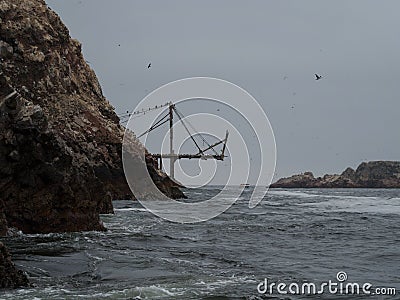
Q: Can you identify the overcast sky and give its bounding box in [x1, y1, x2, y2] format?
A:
[47, 0, 400, 182]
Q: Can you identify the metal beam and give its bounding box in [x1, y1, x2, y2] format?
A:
[153, 153, 225, 161]
[133, 102, 229, 180]
[169, 102, 175, 179]
[221, 130, 229, 157]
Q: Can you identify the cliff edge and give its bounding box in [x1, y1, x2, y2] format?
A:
[0, 0, 184, 234]
[1, 0, 185, 288]
[271, 161, 400, 188]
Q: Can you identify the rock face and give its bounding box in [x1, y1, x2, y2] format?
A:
[1, 0, 185, 288]
[0, 242, 29, 288]
[1, 0, 114, 234]
[271, 161, 400, 188]
[0, 201, 7, 236]
[0, 0, 184, 236]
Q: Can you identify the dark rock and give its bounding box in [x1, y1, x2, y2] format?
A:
[0, 0, 185, 240]
[0, 1, 186, 288]
[0, 201, 7, 236]
[0, 242, 30, 288]
[341, 167, 356, 180]
[7, 149, 20, 161]
[269, 171, 320, 188]
[271, 161, 400, 188]
[0, 40, 13, 58]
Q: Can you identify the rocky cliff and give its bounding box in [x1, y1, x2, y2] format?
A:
[271, 161, 400, 188]
[0, 0, 184, 234]
[0, 0, 185, 288]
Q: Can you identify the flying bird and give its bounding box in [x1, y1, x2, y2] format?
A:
[315, 74, 322, 80]
[147, 63, 151, 69]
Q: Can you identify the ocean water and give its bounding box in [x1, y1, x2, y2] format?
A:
[1, 188, 399, 299]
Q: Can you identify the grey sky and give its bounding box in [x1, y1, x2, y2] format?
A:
[47, 0, 400, 182]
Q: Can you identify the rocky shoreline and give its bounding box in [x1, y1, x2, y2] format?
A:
[0, 0, 185, 288]
[271, 161, 400, 188]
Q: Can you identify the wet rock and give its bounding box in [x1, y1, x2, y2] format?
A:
[0, 242, 30, 288]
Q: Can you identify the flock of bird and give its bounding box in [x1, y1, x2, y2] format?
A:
[146, 60, 323, 82]
[146, 62, 323, 83]
[144, 61, 323, 113]
[118, 55, 323, 114]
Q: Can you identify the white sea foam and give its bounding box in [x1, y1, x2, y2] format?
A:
[133, 285, 184, 298]
[84, 251, 105, 262]
[158, 256, 196, 266]
[115, 208, 149, 212]
[194, 275, 257, 292]
[299, 197, 400, 215]
[268, 190, 320, 198]
[269, 190, 396, 202]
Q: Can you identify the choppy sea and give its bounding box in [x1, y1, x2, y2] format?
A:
[1, 187, 399, 299]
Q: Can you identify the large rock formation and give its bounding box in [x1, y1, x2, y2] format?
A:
[1, 0, 185, 288]
[1, 0, 115, 234]
[0, 0, 184, 235]
[271, 161, 400, 188]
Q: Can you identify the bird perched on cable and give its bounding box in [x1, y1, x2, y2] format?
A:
[147, 63, 151, 69]
[315, 74, 322, 80]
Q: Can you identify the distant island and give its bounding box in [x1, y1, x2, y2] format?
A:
[271, 161, 400, 188]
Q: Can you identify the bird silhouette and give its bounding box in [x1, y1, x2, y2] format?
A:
[147, 63, 151, 69]
[315, 74, 322, 80]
